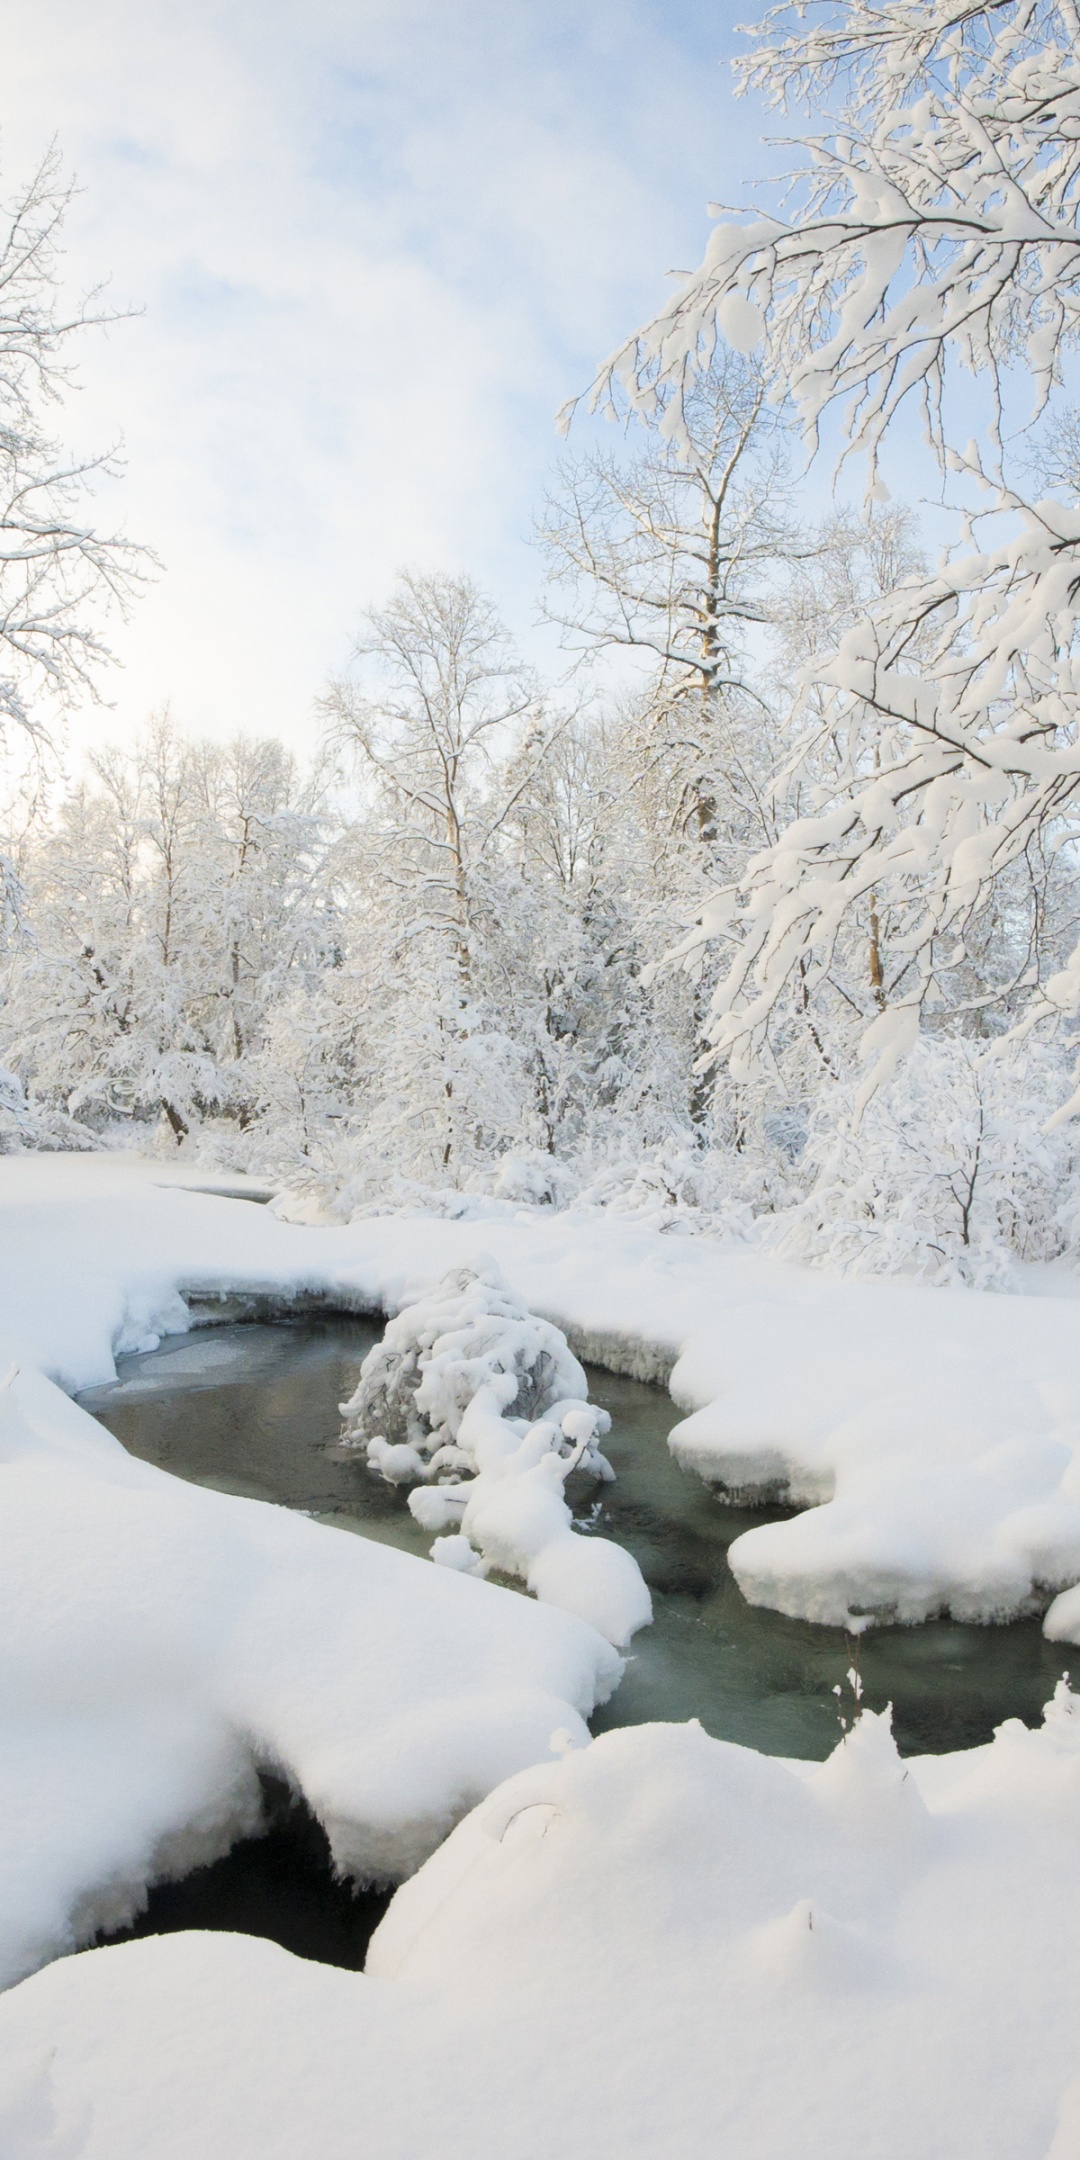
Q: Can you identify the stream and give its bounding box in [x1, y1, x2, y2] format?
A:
[77, 1312, 1070, 1965]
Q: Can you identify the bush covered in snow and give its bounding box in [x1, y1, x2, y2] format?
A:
[766, 1037, 1080, 1288]
[340, 1264, 652, 1647]
[341, 1261, 590, 1456]
[0, 1067, 99, 1158]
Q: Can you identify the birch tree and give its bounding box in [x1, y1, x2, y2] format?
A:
[543, 355, 800, 866]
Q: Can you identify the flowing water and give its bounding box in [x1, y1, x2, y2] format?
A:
[78, 1313, 1070, 1969]
[81, 1313, 1070, 1761]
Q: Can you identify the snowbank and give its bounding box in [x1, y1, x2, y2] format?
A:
[6, 1152, 1080, 2152]
[343, 1264, 652, 1645]
[4, 1151, 1080, 1636]
[3, 1694, 1080, 2158]
[0, 1350, 619, 1989]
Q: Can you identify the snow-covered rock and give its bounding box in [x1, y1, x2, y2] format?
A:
[339, 1259, 590, 1454]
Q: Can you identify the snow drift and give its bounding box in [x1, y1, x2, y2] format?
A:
[3, 1693, 1080, 2158]
[0, 1360, 620, 1991]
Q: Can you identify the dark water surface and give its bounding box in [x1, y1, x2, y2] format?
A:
[78, 1316, 1069, 1971]
[91, 1775, 392, 1969]
[81, 1315, 1070, 1762]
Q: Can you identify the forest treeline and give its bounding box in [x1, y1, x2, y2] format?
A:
[7, 4, 1080, 1285]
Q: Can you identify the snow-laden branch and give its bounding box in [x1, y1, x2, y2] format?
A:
[581, 2, 1080, 479]
[670, 480, 1080, 1087]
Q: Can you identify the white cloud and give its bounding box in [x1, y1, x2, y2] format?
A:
[2, 0, 766, 753]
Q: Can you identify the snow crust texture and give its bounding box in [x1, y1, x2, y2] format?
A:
[341, 1264, 652, 1646]
[4, 1696, 1080, 2158]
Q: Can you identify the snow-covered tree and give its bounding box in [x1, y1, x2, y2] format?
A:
[499, 713, 698, 1161]
[768, 1031, 1080, 1285]
[586, 1, 1080, 1108]
[320, 573, 563, 1175]
[0, 719, 334, 1144]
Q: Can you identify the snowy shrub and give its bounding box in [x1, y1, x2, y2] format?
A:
[492, 1151, 576, 1208]
[0, 1067, 35, 1152]
[339, 1263, 652, 1646]
[575, 1140, 719, 1218]
[767, 1037, 1080, 1287]
[573, 1129, 802, 1239]
[340, 1262, 589, 1454]
[0, 1068, 98, 1156]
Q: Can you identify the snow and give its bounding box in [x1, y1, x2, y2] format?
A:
[6, 1147, 1080, 2001]
[5, 1158, 1080, 2152]
[1, 1374, 620, 1988]
[0, 1165, 625, 1991]
[3, 1693, 1080, 2158]
[342, 1264, 651, 1646]
[4, 1153, 1080, 1642]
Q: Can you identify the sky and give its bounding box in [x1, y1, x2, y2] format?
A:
[2, 0, 779, 759]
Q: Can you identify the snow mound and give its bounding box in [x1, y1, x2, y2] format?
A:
[339, 1258, 589, 1452]
[0, 1361, 621, 1991]
[341, 1264, 652, 1647]
[666, 1285, 1080, 1628]
[1045, 1582, 1080, 1645]
[3, 1693, 1080, 2157]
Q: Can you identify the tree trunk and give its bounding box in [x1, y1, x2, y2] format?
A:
[868, 892, 886, 1011]
[163, 1100, 188, 1144]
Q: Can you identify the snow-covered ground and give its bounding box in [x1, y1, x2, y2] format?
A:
[6, 1152, 1080, 1636]
[3, 1697, 1080, 2159]
[5, 1152, 1080, 2156]
[0, 1160, 624, 1991]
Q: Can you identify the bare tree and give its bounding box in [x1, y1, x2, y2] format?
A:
[322, 573, 548, 996]
[0, 147, 152, 746]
